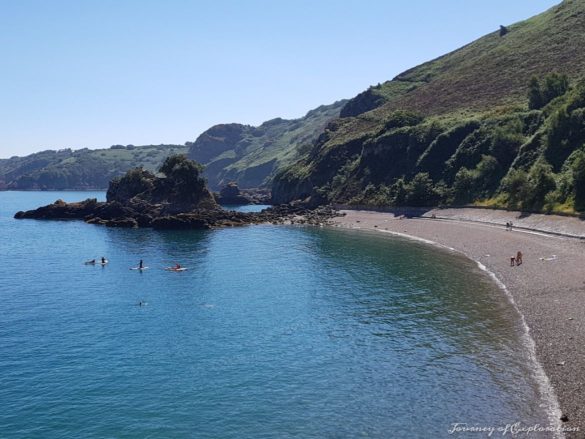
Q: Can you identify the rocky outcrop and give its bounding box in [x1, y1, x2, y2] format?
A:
[14, 154, 339, 229]
[213, 183, 272, 205]
[15, 198, 340, 230]
[216, 182, 251, 205]
[14, 198, 101, 219]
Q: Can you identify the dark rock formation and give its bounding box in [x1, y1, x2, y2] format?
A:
[15, 199, 339, 230]
[213, 183, 272, 206]
[14, 154, 339, 230]
[15, 198, 101, 220]
[216, 182, 251, 204]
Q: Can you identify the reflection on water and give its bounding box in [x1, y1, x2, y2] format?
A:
[0, 192, 550, 438]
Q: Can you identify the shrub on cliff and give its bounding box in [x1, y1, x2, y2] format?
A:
[528, 73, 569, 110]
[404, 173, 440, 207]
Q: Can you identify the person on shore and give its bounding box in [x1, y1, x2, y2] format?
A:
[139, 259, 144, 269]
[505, 222, 510, 231]
[516, 251, 523, 266]
[510, 256, 516, 267]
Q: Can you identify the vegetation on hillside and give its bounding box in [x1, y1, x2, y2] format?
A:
[273, 0, 585, 214]
[336, 0, 585, 119]
[275, 74, 585, 213]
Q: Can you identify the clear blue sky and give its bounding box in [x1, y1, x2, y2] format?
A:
[0, 0, 559, 158]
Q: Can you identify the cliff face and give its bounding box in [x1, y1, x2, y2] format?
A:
[187, 101, 346, 190]
[272, 0, 585, 214]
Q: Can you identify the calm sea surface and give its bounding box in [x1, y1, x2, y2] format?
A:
[0, 192, 551, 438]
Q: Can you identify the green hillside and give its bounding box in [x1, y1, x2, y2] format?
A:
[273, 0, 585, 214]
[0, 144, 187, 190]
[187, 101, 346, 189]
[342, 0, 585, 118]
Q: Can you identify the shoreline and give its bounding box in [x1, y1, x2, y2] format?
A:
[331, 209, 585, 438]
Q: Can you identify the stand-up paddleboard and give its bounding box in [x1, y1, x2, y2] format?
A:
[100, 260, 109, 265]
[130, 267, 149, 270]
[84, 260, 96, 265]
[164, 267, 188, 272]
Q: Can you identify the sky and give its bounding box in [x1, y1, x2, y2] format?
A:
[0, 0, 560, 158]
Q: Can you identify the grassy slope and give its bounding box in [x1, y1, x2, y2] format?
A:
[358, 0, 585, 118]
[188, 100, 346, 189]
[273, 0, 585, 212]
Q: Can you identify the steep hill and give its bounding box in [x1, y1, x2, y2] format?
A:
[187, 101, 346, 189]
[0, 144, 187, 190]
[273, 0, 585, 214]
[341, 0, 585, 118]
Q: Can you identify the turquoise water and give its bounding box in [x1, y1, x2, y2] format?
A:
[0, 192, 550, 438]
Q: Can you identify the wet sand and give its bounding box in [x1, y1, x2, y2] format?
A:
[332, 209, 585, 438]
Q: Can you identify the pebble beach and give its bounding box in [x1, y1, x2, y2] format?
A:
[332, 209, 585, 438]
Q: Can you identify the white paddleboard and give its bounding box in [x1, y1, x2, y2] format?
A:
[130, 267, 149, 270]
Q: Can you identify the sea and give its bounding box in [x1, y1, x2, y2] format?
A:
[0, 191, 553, 438]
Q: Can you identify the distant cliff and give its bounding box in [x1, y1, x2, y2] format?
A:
[187, 101, 346, 190]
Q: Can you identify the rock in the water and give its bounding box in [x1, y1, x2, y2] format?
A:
[14, 198, 102, 220]
[14, 156, 341, 230]
[216, 182, 254, 205]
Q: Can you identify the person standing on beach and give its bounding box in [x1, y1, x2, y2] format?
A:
[510, 256, 516, 266]
[516, 251, 523, 265]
